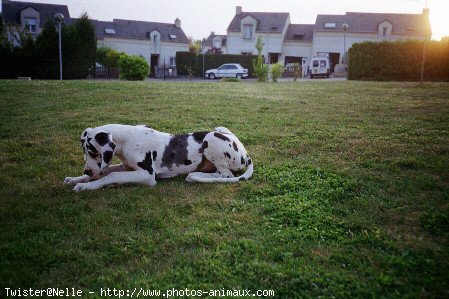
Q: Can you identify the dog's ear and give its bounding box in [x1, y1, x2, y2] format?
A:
[80, 128, 93, 161]
[93, 131, 116, 170]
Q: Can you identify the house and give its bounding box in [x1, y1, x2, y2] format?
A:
[1, 0, 70, 45]
[312, 11, 431, 70]
[222, 6, 431, 75]
[202, 31, 227, 53]
[93, 18, 189, 72]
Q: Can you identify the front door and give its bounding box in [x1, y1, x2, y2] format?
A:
[269, 53, 279, 64]
[150, 55, 159, 77]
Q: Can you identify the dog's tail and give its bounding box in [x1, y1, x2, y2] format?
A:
[189, 156, 253, 183]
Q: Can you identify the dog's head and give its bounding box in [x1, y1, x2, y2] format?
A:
[80, 128, 116, 178]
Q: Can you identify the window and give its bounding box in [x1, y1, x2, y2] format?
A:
[169, 34, 178, 39]
[214, 40, 221, 48]
[320, 60, 327, 68]
[270, 26, 278, 31]
[228, 65, 237, 70]
[313, 60, 319, 67]
[153, 35, 158, 43]
[218, 65, 228, 70]
[293, 34, 304, 40]
[383, 27, 387, 36]
[169, 57, 176, 66]
[105, 28, 116, 34]
[243, 24, 253, 39]
[324, 23, 336, 29]
[24, 17, 37, 33]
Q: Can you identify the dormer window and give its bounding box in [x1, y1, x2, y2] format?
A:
[169, 34, 178, 39]
[243, 24, 253, 39]
[270, 26, 278, 31]
[324, 23, 336, 29]
[293, 34, 304, 40]
[105, 28, 116, 34]
[24, 17, 37, 33]
[383, 27, 387, 36]
[154, 35, 158, 42]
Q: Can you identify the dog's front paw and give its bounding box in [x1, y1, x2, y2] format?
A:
[185, 173, 196, 183]
[64, 177, 77, 185]
[73, 182, 96, 192]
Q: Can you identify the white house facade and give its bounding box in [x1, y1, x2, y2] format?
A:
[221, 6, 431, 74]
[94, 18, 189, 72]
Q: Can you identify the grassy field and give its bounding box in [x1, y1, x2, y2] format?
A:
[0, 80, 448, 297]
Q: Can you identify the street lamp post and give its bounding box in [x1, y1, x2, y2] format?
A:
[55, 13, 64, 80]
[341, 23, 349, 64]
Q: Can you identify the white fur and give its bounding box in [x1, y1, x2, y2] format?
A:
[64, 124, 253, 192]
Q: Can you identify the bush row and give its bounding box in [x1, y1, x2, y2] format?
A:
[176, 52, 257, 77]
[0, 14, 96, 79]
[348, 40, 449, 81]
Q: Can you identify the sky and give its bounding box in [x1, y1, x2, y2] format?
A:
[10, 0, 449, 40]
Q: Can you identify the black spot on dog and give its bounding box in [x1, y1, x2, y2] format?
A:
[192, 131, 209, 143]
[83, 131, 88, 137]
[137, 151, 153, 175]
[239, 177, 245, 181]
[161, 134, 189, 169]
[84, 169, 93, 177]
[214, 132, 230, 142]
[241, 157, 245, 165]
[247, 158, 252, 165]
[145, 125, 152, 129]
[199, 140, 208, 153]
[89, 151, 99, 159]
[232, 142, 238, 152]
[184, 159, 192, 165]
[87, 143, 98, 153]
[152, 151, 157, 161]
[95, 132, 110, 146]
[80, 139, 84, 146]
[224, 152, 231, 159]
[103, 150, 113, 164]
[109, 142, 116, 150]
[97, 162, 102, 168]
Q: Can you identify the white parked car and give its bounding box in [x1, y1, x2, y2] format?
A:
[205, 64, 249, 79]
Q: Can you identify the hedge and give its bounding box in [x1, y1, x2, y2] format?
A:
[348, 40, 449, 81]
[176, 52, 257, 77]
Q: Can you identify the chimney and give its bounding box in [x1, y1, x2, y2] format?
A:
[211, 31, 215, 36]
[174, 18, 181, 28]
[422, 8, 432, 37]
[236, 6, 242, 15]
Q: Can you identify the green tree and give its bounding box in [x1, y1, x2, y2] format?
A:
[188, 36, 201, 53]
[252, 36, 268, 82]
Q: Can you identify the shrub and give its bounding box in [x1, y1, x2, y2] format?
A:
[103, 49, 122, 68]
[348, 40, 449, 81]
[271, 63, 284, 82]
[118, 54, 149, 81]
[293, 63, 301, 81]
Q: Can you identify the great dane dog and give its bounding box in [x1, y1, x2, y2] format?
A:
[64, 124, 253, 192]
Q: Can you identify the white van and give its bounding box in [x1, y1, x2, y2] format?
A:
[309, 57, 330, 79]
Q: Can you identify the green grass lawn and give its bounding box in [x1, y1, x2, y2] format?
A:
[0, 80, 448, 297]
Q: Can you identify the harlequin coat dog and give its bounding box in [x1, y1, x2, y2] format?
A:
[64, 124, 253, 192]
